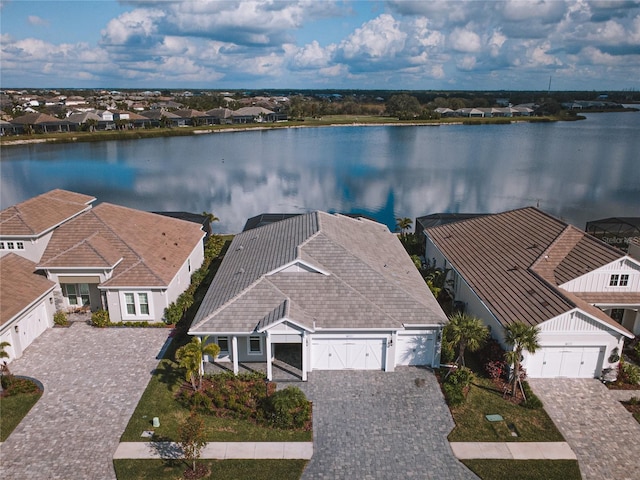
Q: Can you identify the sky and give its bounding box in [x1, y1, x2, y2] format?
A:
[1, 0, 640, 91]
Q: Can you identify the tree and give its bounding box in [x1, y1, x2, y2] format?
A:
[386, 94, 422, 119]
[175, 336, 220, 390]
[0, 341, 11, 393]
[444, 312, 489, 367]
[396, 217, 413, 238]
[503, 322, 540, 398]
[178, 410, 207, 474]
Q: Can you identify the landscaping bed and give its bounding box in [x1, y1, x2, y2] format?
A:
[0, 375, 43, 441]
[462, 459, 581, 480]
[621, 397, 640, 423]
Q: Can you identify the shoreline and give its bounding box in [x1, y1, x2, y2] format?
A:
[0, 114, 589, 147]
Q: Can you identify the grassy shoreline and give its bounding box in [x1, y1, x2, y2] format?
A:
[0, 114, 583, 147]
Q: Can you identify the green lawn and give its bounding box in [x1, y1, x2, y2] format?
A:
[447, 376, 564, 442]
[0, 387, 42, 441]
[113, 459, 307, 480]
[121, 359, 311, 442]
[462, 459, 581, 480]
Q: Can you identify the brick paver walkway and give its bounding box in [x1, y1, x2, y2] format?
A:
[0, 323, 168, 480]
[529, 378, 640, 480]
[297, 368, 477, 480]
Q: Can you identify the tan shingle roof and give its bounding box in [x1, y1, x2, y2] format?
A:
[0, 189, 95, 236]
[190, 212, 446, 334]
[0, 254, 55, 325]
[39, 203, 204, 287]
[427, 207, 632, 335]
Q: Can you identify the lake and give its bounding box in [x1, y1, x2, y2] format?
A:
[1, 112, 639, 233]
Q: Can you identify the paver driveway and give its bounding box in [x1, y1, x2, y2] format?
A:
[0, 322, 168, 480]
[296, 368, 477, 480]
[529, 378, 640, 480]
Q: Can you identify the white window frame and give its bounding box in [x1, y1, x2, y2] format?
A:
[247, 335, 263, 355]
[609, 273, 629, 287]
[0, 242, 4, 249]
[120, 291, 153, 320]
[6, 241, 14, 250]
[16, 241, 24, 250]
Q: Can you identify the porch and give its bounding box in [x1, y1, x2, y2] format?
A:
[204, 359, 303, 382]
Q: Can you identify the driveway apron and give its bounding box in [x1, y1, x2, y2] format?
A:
[529, 378, 640, 480]
[0, 323, 168, 480]
[297, 368, 477, 480]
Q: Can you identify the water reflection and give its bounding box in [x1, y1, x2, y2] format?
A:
[1, 113, 639, 233]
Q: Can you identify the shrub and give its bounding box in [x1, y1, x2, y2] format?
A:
[521, 381, 543, 409]
[91, 310, 110, 327]
[53, 311, 69, 327]
[485, 360, 506, 381]
[442, 383, 466, 407]
[619, 361, 640, 385]
[446, 366, 475, 388]
[634, 342, 640, 359]
[163, 302, 183, 325]
[261, 386, 311, 429]
[440, 340, 455, 365]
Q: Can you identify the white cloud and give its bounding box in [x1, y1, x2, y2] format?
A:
[101, 8, 164, 45]
[339, 14, 407, 59]
[458, 55, 477, 71]
[27, 15, 48, 26]
[449, 27, 482, 53]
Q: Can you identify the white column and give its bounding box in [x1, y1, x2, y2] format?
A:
[266, 332, 273, 381]
[232, 335, 239, 376]
[301, 332, 308, 381]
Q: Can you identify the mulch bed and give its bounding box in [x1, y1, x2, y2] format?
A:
[183, 463, 211, 480]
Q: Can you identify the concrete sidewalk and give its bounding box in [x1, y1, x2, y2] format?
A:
[450, 442, 576, 460]
[114, 442, 313, 460]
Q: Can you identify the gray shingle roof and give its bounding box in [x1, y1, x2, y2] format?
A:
[190, 212, 446, 335]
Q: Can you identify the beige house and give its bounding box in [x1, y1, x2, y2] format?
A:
[0, 190, 206, 361]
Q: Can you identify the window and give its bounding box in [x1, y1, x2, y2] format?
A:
[217, 336, 229, 353]
[64, 283, 90, 306]
[138, 293, 149, 315]
[248, 335, 262, 355]
[16, 242, 24, 250]
[610, 274, 630, 287]
[122, 292, 152, 318]
[125, 293, 136, 314]
[188, 259, 191, 272]
[6, 242, 14, 250]
[0, 242, 4, 249]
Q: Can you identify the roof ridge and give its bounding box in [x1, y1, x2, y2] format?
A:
[530, 225, 584, 283]
[2, 208, 35, 235]
[107, 258, 166, 286]
[39, 228, 101, 266]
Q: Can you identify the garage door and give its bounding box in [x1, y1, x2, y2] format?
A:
[526, 346, 605, 378]
[312, 339, 385, 370]
[396, 333, 435, 366]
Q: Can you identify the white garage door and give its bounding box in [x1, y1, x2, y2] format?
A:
[396, 333, 435, 366]
[312, 339, 385, 370]
[526, 346, 605, 378]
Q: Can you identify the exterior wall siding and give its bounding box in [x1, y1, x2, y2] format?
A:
[0, 232, 53, 263]
[561, 258, 640, 292]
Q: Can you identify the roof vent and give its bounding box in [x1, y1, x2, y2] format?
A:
[526, 243, 538, 250]
[236, 268, 245, 274]
[236, 245, 244, 251]
[507, 266, 519, 272]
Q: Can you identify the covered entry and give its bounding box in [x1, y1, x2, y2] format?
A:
[311, 338, 385, 370]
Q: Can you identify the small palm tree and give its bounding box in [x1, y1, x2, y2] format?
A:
[504, 322, 540, 398]
[0, 341, 11, 393]
[444, 312, 489, 367]
[396, 217, 413, 238]
[176, 336, 220, 390]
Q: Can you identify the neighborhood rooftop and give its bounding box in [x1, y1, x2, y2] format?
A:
[426, 207, 634, 335]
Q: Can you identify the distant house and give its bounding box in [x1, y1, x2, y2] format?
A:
[0, 254, 56, 362]
[424, 207, 637, 379]
[66, 111, 102, 131]
[206, 108, 234, 124]
[10, 112, 73, 133]
[189, 212, 447, 381]
[0, 190, 206, 362]
[140, 110, 182, 127]
[172, 109, 213, 126]
[232, 106, 276, 123]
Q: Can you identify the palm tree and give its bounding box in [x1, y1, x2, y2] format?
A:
[0, 341, 11, 393]
[504, 322, 540, 398]
[395, 217, 413, 238]
[175, 336, 220, 390]
[444, 312, 489, 367]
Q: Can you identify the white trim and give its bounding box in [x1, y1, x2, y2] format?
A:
[256, 316, 314, 333]
[118, 290, 154, 320]
[542, 307, 634, 339]
[265, 259, 330, 277]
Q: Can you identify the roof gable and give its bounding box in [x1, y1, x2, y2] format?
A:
[0, 254, 55, 325]
[0, 189, 95, 237]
